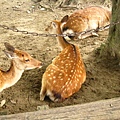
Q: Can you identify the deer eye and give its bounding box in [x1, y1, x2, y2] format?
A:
[25, 59, 30, 62]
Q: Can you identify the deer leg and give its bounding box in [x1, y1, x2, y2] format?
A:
[78, 31, 99, 39]
[40, 86, 46, 101]
[91, 32, 99, 37]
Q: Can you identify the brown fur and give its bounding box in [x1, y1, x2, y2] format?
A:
[0, 43, 42, 92]
[61, 6, 111, 40]
[40, 20, 86, 102]
[46, 6, 111, 40]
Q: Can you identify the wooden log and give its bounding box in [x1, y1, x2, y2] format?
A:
[0, 97, 120, 120]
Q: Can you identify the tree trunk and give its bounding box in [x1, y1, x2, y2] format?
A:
[100, 0, 120, 62]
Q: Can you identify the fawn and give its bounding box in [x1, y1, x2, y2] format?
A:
[0, 42, 42, 92]
[46, 6, 111, 40]
[40, 16, 86, 102]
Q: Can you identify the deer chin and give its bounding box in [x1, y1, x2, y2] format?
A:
[24, 66, 40, 70]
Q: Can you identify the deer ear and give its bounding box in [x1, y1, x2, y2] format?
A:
[4, 42, 15, 52]
[61, 15, 69, 23]
[3, 50, 17, 59]
[51, 21, 57, 29]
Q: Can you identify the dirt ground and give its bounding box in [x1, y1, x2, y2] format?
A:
[0, 0, 120, 115]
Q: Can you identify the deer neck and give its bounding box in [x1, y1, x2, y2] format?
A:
[56, 24, 70, 50]
[1, 61, 24, 90]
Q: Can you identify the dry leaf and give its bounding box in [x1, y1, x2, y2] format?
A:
[0, 99, 6, 107]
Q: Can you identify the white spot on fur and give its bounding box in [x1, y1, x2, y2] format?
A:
[53, 80, 56, 84]
[68, 78, 70, 80]
[79, 74, 81, 77]
[48, 74, 51, 76]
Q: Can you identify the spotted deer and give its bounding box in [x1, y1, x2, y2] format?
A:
[40, 17, 86, 102]
[46, 6, 111, 40]
[0, 42, 42, 92]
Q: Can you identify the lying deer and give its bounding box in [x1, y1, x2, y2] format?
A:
[0, 42, 42, 92]
[46, 6, 111, 40]
[40, 16, 86, 102]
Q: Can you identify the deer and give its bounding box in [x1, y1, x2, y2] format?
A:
[0, 42, 42, 93]
[46, 6, 111, 40]
[40, 16, 86, 102]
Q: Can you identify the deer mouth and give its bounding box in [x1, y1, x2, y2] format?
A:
[38, 62, 43, 68]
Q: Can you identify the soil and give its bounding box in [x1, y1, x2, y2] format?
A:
[0, 0, 120, 115]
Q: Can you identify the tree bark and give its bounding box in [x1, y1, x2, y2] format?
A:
[100, 0, 120, 62]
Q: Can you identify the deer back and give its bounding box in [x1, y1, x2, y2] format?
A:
[42, 44, 86, 101]
[61, 6, 111, 39]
